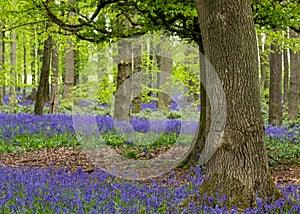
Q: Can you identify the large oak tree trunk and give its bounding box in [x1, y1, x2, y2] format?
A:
[269, 40, 283, 126]
[193, 0, 278, 208]
[34, 35, 52, 115]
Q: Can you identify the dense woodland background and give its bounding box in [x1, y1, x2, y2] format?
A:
[0, 0, 298, 125]
[0, 0, 300, 212]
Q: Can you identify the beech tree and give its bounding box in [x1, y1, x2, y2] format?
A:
[269, 40, 283, 126]
[288, 30, 299, 120]
[34, 31, 52, 115]
[193, 0, 278, 208]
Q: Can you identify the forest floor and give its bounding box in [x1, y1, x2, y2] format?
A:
[0, 146, 299, 186]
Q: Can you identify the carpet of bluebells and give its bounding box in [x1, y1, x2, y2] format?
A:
[0, 165, 299, 213]
[0, 92, 300, 213]
[0, 113, 299, 213]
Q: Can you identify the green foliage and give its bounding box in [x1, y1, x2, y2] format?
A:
[252, 0, 300, 31]
[267, 137, 300, 166]
[0, 133, 78, 154]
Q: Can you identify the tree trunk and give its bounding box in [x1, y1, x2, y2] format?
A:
[0, 29, 5, 106]
[288, 30, 299, 121]
[31, 28, 37, 100]
[74, 49, 79, 86]
[259, 35, 269, 98]
[50, 41, 59, 114]
[269, 41, 282, 126]
[62, 38, 74, 99]
[9, 32, 16, 107]
[283, 49, 289, 104]
[113, 39, 132, 122]
[156, 42, 172, 110]
[193, 0, 278, 209]
[132, 40, 142, 114]
[23, 46, 27, 98]
[34, 35, 52, 115]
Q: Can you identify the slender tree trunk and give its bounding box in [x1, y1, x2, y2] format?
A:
[283, 49, 289, 105]
[9, 32, 16, 107]
[0, 28, 4, 106]
[193, 0, 278, 208]
[269, 41, 283, 126]
[259, 35, 269, 98]
[34, 35, 52, 115]
[132, 40, 142, 114]
[74, 49, 79, 86]
[31, 28, 37, 100]
[62, 0, 75, 98]
[114, 39, 132, 122]
[50, 41, 59, 114]
[156, 42, 172, 110]
[288, 30, 299, 120]
[23, 46, 27, 98]
[62, 38, 74, 99]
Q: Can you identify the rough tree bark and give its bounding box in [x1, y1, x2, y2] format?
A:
[288, 30, 299, 121]
[269, 41, 282, 126]
[193, 0, 279, 209]
[34, 35, 52, 115]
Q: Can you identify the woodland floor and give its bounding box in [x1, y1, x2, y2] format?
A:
[0, 146, 299, 186]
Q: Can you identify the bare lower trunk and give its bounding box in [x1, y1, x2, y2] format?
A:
[23, 46, 27, 98]
[193, 0, 279, 209]
[283, 49, 289, 104]
[269, 41, 282, 126]
[9, 32, 16, 107]
[131, 41, 142, 114]
[62, 38, 74, 99]
[259, 36, 269, 98]
[0, 29, 4, 106]
[288, 30, 299, 120]
[31, 30, 37, 100]
[114, 39, 131, 122]
[50, 42, 59, 114]
[156, 42, 172, 110]
[34, 35, 52, 115]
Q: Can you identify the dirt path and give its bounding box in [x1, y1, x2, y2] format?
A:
[0, 147, 299, 185]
